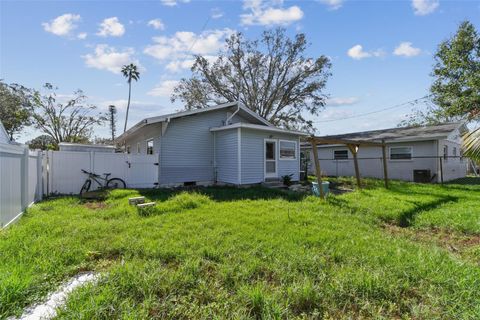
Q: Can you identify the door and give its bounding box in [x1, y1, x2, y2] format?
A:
[264, 140, 277, 179]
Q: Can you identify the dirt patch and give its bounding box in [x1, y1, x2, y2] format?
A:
[382, 224, 480, 260]
[83, 202, 107, 210]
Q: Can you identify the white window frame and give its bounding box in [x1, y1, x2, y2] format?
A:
[333, 149, 349, 161]
[389, 146, 412, 161]
[137, 142, 140, 154]
[146, 138, 154, 155]
[279, 139, 297, 161]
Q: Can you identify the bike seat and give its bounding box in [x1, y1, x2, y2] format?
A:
[103, 173, 111, 176]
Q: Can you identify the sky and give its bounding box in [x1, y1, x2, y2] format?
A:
[1, 0, 479, 142]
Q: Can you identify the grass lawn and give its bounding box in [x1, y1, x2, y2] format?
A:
[1, 179, 480, 319]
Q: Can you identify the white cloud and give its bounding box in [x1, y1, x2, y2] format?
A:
[160, 0, 190, 6]
[77, 32, 87, 40]
[148, 19, 165, 30]
[42, 13, 81, 36]
[83, 44, 139, 74]
[211, 8, 224, 19]
[97, 17, 125, 37]
[165, 55, 217, 72]
[393, 42, 421, 57]
[347, 44, 384, 60]
[326, 97, 360, 106]
[318, 0, 343, 10]
[412, 0, 439, 15]
[148, 80, 180, 97]
[144, 28, 233, 61]
[241, 0, 304, 26]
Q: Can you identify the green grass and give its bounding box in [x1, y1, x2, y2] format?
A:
[1, 181, 479, 319]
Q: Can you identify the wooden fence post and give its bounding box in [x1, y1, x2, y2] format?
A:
[381, 140, 389, 189]
[439, 156, 444, 185]
[310, 138, 324, 198]
[348, 144, 361, 189]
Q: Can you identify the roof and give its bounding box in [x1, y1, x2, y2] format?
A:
[303, 122, 465, 146]
[117, 102, 273, 141]
[58, 142, 115, 149]
[210, 122, 308, 136]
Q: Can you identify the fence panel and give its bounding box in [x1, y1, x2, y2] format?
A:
[49, 151, 92, 195]
[127, 154, 159, 188]
[92, 153, 128, 189]
[0, 144, 25, 227]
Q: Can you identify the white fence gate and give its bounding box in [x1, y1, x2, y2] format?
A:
[46, 151, 159, 195]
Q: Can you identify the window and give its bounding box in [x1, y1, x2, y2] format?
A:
[453, 147, 457, 157]
[146, 139, 154, 155]
[334, 150, 348, 160]
[279, 140, 296, 159]
[137, 143, 140, 154]
[390, 146, 412, 160]
[126, 145, 131, 154]
[443, 145, 448, 161]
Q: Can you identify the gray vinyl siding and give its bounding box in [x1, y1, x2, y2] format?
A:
[124, 122, 162, 155]
[241, 128, 300, 184]
[215, 129, 239, 184]
[159, 110, 227, 184]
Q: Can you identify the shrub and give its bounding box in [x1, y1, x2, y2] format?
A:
[282, 174, 294, 186]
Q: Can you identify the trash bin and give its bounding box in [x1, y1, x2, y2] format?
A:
[312, 181, 330, 197]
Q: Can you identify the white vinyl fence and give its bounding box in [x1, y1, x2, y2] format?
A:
[0, 143, 43, 228]
[46, 151, 159, 194]
[1, 147, 159, 228]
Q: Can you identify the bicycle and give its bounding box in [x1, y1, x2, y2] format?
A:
[80, 169, 126, 194]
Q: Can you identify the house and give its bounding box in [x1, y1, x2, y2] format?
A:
[58, 142, 116, 153]
[302, 122, 468, 182]
[0, 120, 11, 144]
[116, 102, 306, 186]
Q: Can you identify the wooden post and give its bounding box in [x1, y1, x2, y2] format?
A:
[439, 156, 444, 185]
[381, 140, 389, 189]
[310, 138, 324, 198]
[348, 144, 361, 189]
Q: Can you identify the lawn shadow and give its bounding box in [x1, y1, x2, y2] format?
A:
[397, 195, 458, 228]
[138, 185, 306, 203]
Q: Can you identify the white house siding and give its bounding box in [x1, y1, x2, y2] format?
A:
[159, 110, 228, 184]
[214, 129, 239, 184]
[438, 139, 467, 181]
[241, 128, 300, 184]
[308, 140, 442, 182]
[124, 122, 162, 155]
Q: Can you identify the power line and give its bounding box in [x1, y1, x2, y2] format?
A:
[314, 95, 432, 123]
[187, 16, 211, 53]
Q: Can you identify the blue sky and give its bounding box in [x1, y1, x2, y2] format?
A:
[1, 0, 479, 142]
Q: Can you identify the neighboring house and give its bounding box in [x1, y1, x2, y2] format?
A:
[0, 120, 11, 144]
[58, 142, 115, 153]
[117, 102, 306, 186]
[302, 122, 468, 182]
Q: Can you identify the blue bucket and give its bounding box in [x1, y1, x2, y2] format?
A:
[312, 181, 330, 197]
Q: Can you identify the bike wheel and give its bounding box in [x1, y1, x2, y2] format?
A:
[106, 178, 126, 189]
[80, 179, 91, 195]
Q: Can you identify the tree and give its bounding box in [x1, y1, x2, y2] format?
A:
[399, 21, 480, 127]
[26, 135, 56, 150]
[108, 105, 117, 141]
[121, 64, 140, 133]
[0, 81, 34, 140]
[172, 28, 331, 130]
[31, 83, 105, 146]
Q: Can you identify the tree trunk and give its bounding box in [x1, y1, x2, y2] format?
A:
[123, 81, 132, 133]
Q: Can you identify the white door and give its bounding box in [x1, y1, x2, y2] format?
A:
[126, 154, 159, 188]
[264, 140, 277, 179]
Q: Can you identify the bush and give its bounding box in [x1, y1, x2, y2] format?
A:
[282, 174, 294, 186]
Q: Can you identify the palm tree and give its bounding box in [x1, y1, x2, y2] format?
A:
[121, 64, 140, 133]
[463, 128, 480, 160]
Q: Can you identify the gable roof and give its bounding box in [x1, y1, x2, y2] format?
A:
[307, 122, 465, 144]
[117, 102, 273, 141]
